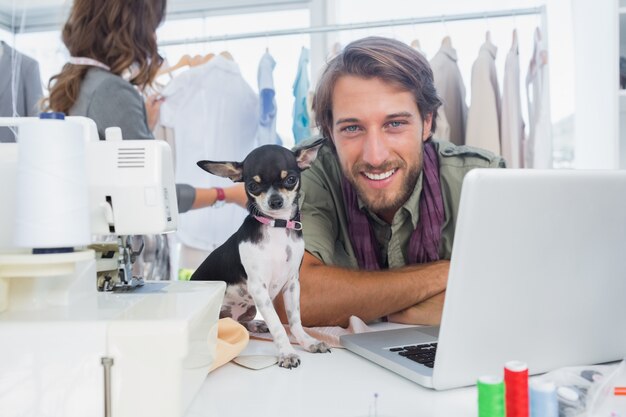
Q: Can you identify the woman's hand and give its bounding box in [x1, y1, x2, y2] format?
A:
[146, 94, 165, 131]
[191, 184, 248, 210]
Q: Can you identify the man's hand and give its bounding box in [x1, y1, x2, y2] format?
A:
[387, 291, 446, 326]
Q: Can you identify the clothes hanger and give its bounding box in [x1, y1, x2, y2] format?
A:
[325, 42, 342, 60]
[157, 53, 191, 76]
[439, 15, 451, 49]
[441, 35, 452, 49]
[332, 42, 342, 56]
[410, 39, 426, 57]
[483, 13, 493, 45]
[219, 50, 234, 61]
[511, 29, 518, 51]
[485, 30, 493, 46]
[189, 54, 206, 67]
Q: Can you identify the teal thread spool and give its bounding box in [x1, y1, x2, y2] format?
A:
[478, 376, 506, 417]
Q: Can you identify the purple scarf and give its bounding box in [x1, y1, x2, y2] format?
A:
[341, 140, 444, 270]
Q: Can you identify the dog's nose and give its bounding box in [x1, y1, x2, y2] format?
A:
[269, 195, 283, 209]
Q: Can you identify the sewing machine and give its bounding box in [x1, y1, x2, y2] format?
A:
[0, 116, 226, 417]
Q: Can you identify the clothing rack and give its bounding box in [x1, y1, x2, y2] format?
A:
[158, 6, 543, 47]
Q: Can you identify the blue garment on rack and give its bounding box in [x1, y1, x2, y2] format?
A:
[257, 50, 281, 146]
[292, 47, 311, 144]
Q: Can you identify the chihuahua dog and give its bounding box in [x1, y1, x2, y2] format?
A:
[191, 139, 329, 368]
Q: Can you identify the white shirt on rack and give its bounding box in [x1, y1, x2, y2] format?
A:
[501, 30, 525, 168]
[525, 27, 552, 169]
[466, 38, 502, 156]
[160, 55, 259, 257]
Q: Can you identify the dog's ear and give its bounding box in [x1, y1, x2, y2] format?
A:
[294, 138, 325, 170]
[197, 161, 244, 182]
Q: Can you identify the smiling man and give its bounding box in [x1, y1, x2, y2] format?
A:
[292, 37, 505, 327]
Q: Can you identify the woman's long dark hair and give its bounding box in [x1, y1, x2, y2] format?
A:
[45, 0, 166, 113]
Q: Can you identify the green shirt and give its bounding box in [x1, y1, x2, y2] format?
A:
[300, 139, 506, 269]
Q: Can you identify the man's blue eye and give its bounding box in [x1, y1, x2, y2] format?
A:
[344, 125, 358, 132]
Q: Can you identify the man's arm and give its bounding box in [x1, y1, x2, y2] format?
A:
[276, 251, 449, 327]
[387, 291, 446, 326]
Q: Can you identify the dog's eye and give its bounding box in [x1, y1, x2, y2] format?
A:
[284, 175, 297, 187]
[247, 182, 261, 194]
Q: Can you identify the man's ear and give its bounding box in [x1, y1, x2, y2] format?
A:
[197, 160, 244, 182]
[294, 138, 325, 170]
[422, 113, 433, 141]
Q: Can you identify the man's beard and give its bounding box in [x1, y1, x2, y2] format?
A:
[344, 149, 423, 216]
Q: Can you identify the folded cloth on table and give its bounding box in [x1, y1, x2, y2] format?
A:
[249, 315, 399, 348]
[210, 317, 250, 371]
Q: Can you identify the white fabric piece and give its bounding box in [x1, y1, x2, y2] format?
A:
[257, 50, 280, 146]
[430, 42, 468, 146]
[501, 31, 525, 168]
[233, 355, 278, 370]
[160, 55, 258, 255]
[466, 40, 502, 156]
[525, 28, 553, 169]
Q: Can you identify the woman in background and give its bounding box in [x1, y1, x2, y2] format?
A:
[45, 0, 246, 212]
[44, 0, 246, 280]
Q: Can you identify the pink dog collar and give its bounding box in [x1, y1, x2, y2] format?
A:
[254, 215, 302, 231]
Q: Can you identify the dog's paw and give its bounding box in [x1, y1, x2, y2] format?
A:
[242, 320, 269, 333]
[307, 341, 331, 353]
[277, 353, 301, 369]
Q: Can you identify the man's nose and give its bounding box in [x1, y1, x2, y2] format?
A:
[361, 131, 390, 167]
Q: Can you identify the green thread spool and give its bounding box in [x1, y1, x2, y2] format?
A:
[478, 375, 505, 417]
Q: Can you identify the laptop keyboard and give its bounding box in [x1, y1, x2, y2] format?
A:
[389, 342, 437, 368]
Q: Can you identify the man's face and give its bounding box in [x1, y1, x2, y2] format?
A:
[331, 75, 432, 223]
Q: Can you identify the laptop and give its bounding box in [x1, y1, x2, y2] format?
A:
[340, 169, 626, 390]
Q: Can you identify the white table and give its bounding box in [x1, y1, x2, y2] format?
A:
[186, 339, 478, 417]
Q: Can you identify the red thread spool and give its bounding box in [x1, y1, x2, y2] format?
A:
[505, 360, 529, 417]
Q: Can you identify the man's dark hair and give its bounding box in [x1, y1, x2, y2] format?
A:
[313, 36, 441, 141]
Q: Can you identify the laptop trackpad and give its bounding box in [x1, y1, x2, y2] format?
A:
[342, 326, 440, 350]
[412, 326, 439, 338]
[385, 326, 440, 348]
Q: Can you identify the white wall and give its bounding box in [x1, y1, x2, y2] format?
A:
[571, 0, 619, 169]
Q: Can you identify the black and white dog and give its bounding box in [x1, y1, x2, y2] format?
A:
[191, 140, 329, 368]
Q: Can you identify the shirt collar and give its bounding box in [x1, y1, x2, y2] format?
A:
[481, 41, 498, 59]
[438, 45, 458, 62]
